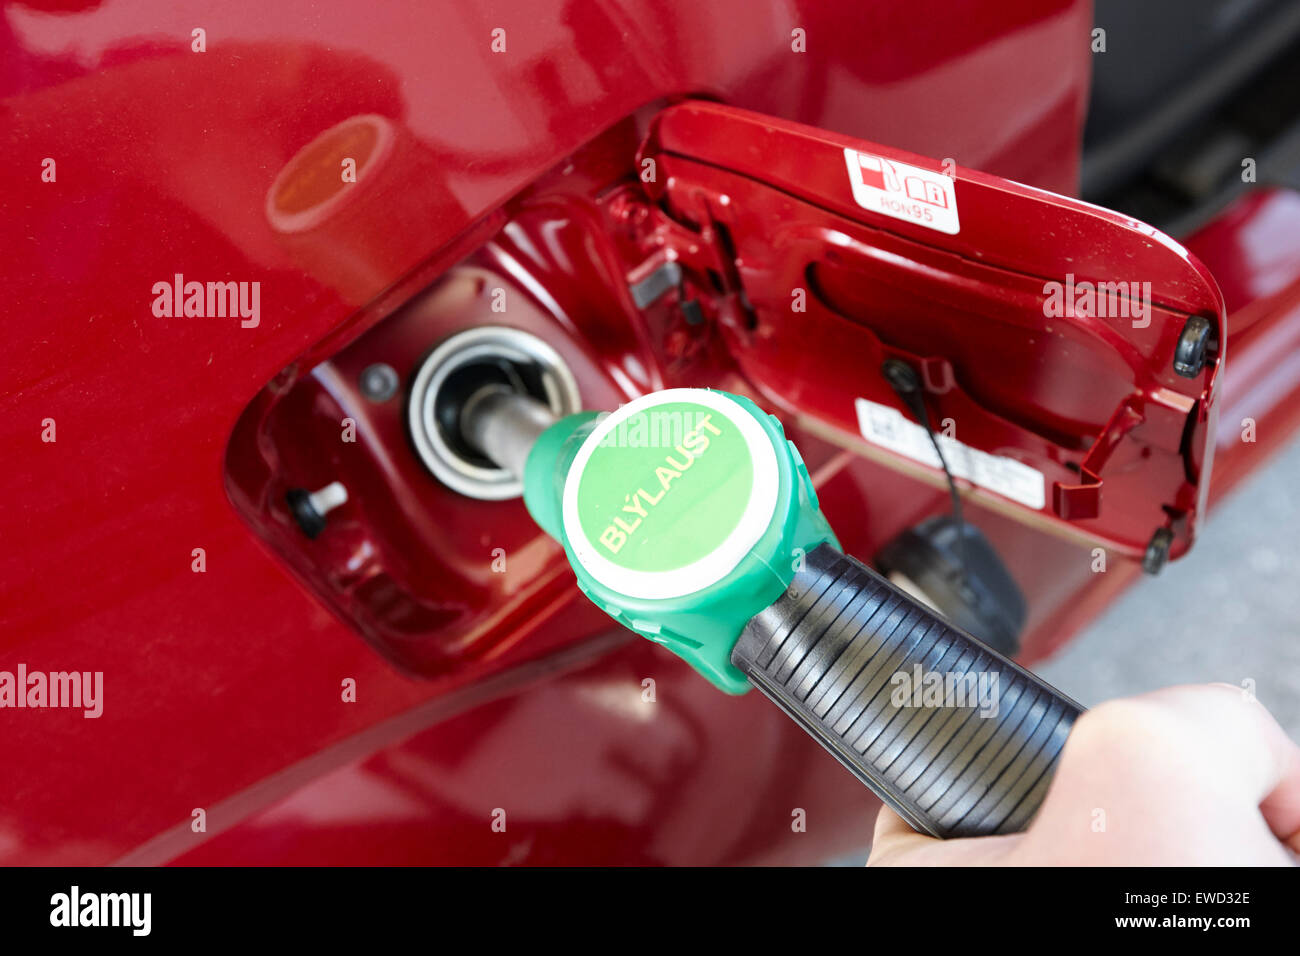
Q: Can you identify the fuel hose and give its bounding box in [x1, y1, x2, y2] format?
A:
[463, 385, 1083, 838]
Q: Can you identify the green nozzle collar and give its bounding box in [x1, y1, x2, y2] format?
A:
[523, 389, 837, 694]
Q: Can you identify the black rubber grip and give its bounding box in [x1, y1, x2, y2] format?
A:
[732, 543, 1082, 838]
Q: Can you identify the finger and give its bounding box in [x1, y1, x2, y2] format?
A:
[1139, 684, 1300, 844]
[1024, 684, 1300, 864]
[1257, 747, 1300, 853]
[867, 804, 1021, 866]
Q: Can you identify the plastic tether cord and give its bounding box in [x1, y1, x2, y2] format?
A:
[882, 358, 969, 578]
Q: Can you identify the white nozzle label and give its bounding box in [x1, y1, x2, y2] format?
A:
[562, 389, 779, 601]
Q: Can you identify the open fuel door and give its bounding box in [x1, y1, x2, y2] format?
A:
[637, 101, 1225, 566]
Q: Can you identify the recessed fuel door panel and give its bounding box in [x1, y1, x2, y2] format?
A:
[639, 101, 1225, 561]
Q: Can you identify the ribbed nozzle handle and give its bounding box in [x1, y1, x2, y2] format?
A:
[733, 544, 1082, 838]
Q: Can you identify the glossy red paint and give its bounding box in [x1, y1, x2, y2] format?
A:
[3, 0, 1294, 868]
[1184, 189, 1300, 499]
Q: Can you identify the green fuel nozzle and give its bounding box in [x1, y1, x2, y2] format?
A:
[518, 388, 837, 694]
[462, 385, 1081, 838]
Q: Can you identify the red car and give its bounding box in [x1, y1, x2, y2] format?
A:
[3, 0, 1300, 867]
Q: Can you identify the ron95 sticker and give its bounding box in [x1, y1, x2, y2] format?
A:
[843, 148, 960, 235]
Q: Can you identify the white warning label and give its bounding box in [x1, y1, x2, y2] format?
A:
[843, 148, 960, 235]
[854, 397, 1045, 509]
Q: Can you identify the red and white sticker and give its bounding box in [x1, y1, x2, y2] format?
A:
[843, 148, 960, 235]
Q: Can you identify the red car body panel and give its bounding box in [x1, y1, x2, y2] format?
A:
[3, 0, 1299, 866]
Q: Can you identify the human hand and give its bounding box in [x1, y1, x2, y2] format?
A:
[867, 684, 1300, 865]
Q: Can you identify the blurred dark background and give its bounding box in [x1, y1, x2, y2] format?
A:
[1083, 0, 1300, 236]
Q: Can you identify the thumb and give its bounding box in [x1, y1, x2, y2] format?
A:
[867, 805, 1021, 866]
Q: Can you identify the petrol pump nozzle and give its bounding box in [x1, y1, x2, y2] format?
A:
[461, 386, 1082, 839]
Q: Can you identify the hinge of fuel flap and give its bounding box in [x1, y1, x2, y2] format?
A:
[602, 183, 754, 341]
